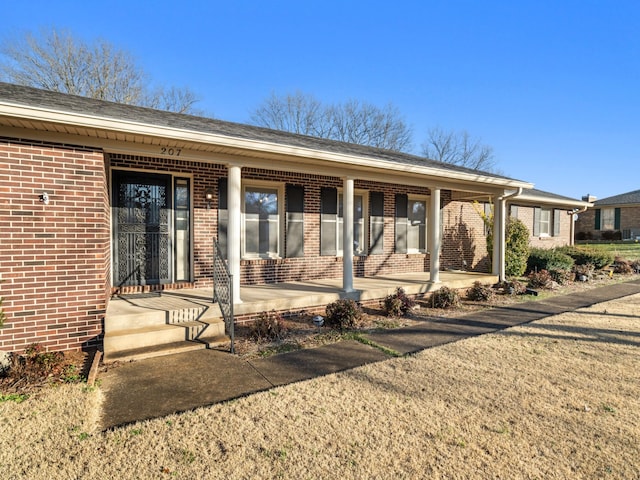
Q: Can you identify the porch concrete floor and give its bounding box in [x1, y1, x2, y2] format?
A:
[107, 270, 498, 319]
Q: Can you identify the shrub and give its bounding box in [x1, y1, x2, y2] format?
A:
[527, 248, 574, 274]
[498, 279, 527, 295]
[250, 311, 288, 341]
[429, 286, 460, 309]
[527, 269, 553, 289]
[505, 218, 530, 277]
[466, 281, 495, 302]
[325, 299, 364, 330]
[382, 287, 416, 317]
[631, 260, 640, 274]
[549, 268, 573, 285]
[601, 230, 622, 241]
[613, 258, 633, 275]
[5, 343, 64, 382]
[557, 246, 614, 270]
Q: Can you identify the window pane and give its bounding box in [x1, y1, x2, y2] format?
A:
[245, 188, 279, 255]
[338, 193, 365, 254]
[407, 199, 426, 251]
[601, 208, 615, 230]
[540, 209, 551, 235]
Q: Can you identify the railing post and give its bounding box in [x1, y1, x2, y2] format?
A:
[213, 237, 234, 353]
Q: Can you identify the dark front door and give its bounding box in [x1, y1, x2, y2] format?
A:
[113, 171, 172, 286]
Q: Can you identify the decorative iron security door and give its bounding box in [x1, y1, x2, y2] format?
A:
[113, 172, 172, 286]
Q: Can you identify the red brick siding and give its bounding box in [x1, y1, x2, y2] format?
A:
[0, 139, 109, 353]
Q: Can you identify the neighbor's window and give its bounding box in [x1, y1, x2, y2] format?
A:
[600, 208, 615, 230]
[243, 185, 282, 257]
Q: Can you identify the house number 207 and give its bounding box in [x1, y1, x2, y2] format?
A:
[160, 147, 182, 156]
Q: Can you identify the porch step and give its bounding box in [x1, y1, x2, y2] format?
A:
[106, 304, 221, 332]
[103, 319, 227, 362]
[104, 337, 230, 363]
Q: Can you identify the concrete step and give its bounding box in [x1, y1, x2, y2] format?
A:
[103, 337, 230, 363]
[103, 319, 227, 358]
[106, 304, 222, 332]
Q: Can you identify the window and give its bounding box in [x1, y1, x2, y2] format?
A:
[395, 194, 428, 253]
[539, 208, 551, 236]
[600, 208, 615, 230]
[320, 187, 368, 256]
[243, 184, 283, 258]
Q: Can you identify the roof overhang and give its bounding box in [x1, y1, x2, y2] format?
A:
[0, 100, 533, 195]
[509, 190, 593, 210]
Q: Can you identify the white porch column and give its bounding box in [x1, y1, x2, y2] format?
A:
[429, 187, 441, 284]
[492, 195, 506, 281]
[227, 164, 243, 304]
[342, 177, 355, 293]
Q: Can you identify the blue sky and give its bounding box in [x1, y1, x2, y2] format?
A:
[4, 0, 639, 200]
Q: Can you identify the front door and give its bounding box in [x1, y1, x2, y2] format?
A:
[112, 171, 176, 286]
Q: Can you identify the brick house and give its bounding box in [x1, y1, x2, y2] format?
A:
[575, 190, 640, 241]
[0, 83, 588, 356]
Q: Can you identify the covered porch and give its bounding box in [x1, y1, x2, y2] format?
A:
[104, 270, 497, 361]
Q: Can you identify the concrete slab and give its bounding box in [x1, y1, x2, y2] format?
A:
[100, 349, 272, 429]
[249, 340, 389, 386]
[99, 279, 640, 430]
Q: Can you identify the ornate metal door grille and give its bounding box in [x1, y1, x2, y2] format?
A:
[113, 172, 171, 286]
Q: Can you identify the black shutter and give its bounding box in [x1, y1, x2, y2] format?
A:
[286, 184, 304, 257]
[395, 193, 408, 254]
[614, 208, 621, 230]
[370, 191, 384, 254]
[594, 209, 601, 230]
[320, 187, 338, 255]
[217, 177, 228, 259]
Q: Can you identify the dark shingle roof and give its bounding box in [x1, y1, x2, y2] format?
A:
[594, 189, 640, 206]
[524, 188, 586, 203]
[0, 82, 522, 183]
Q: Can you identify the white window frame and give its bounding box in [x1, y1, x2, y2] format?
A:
[241, 181, 284, 259]
[601, 208, 615, 230]
[337, 189, 369, 257]
[407, 195, 429, 254]
[539, 208, 551, 237]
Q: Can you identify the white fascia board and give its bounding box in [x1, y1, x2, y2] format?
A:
[0, 102, 533, 189]
[511, 192, 593, 209]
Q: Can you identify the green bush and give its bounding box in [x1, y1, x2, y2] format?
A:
[557, 246, 614, 270]
[466, 281, 495, 302]
[382, 287, 415, 317]
[325, 299, 364, 330]
[429, 286, 460, 309]
[527, 247, 575, 274]
[505, 218, 530, 277]
[250, 311, 288, 341]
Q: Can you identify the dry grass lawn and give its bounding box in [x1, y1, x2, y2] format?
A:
[1, 294, 639, 479]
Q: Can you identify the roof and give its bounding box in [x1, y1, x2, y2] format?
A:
[0, 82, 532, 193]
[593, 189, 640, 206]
[513, 188, 593, 209]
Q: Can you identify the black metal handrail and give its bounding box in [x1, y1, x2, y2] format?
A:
[213, 238, 234, 353]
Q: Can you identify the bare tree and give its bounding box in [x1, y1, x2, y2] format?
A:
[250, 91, 328, 136]
[422, 127, 497, 172]
[0, 28, 201, 114]
[251, 92, 413, 151]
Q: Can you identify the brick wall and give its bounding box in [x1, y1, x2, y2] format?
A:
[0, 139, 109, 353]
[575, 206, 640, 240]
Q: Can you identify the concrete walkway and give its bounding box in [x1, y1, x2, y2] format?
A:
[99, 279, 640, 430]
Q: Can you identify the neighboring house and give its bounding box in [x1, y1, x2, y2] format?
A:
[507, 189, 592, 248]
[575, 190, 640, 241]
[0, 83, 586, 355]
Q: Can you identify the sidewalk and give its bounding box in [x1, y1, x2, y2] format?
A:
[99, 279, 640, 430]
